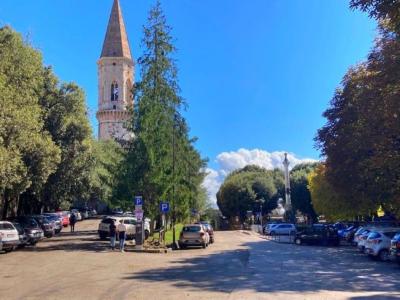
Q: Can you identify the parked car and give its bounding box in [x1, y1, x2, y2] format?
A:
[12, 222, 29, 248]
[338, 225, 355, 239]
[357, 229, 373, 252]
[111, 208, 124, 215]
[343, 226, 359, 242]
[70, 210, 82, 221]
[390, 232, 400, 264]
[43, 213, 63, 234]
[98, 217, 150, 240]
[198, 222, 215, 243]
[60, 211, 70, 227]
[267, 223, 296, 236]
[79, 209, 89, 219]
[294, 224, 340, 246]
[364, 228, 399, 261]
[0, 221, 20, 252]
[179, 224, 210, 249]
[353, 227, 370, 246]
[263, 223, 277, 234]
[9, 216, 44, 245]
[31, 215, 56, 238]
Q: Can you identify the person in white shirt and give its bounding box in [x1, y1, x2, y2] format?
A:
[117, 220, 127, 252]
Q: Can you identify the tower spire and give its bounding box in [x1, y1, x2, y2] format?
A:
[101, 0, 132, 59]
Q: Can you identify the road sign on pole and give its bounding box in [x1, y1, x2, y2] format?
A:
[134, 196, 144, 249]
[134, 196, 143, 206]
[160, 202, 170, 213]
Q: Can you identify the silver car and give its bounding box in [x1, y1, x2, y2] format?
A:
[266, 223, 296, 235]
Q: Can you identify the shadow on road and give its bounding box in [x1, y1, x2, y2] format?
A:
[20, 230, 112, 253]
[123, 239, 400, 294]
[349, 295, 400, 300]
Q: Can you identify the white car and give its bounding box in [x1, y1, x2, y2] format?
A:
[0, 221, 20, 253]
[70, 210, 82, 221]
[356, 228, 375, 252]
[364, 228, 399, 261]
[98, 217, 150, 240]
[266, 223, 296, 235]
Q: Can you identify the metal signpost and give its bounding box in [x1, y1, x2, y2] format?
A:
[159, 202, 169, 244]
[160, 202, 169, 226]
[134, 196, 144, 249]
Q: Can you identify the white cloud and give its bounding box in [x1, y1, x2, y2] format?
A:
[202, 148, 317, 206]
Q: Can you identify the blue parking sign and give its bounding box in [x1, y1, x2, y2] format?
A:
[134, 196, 143, 206]
[160, 202, 169, 213]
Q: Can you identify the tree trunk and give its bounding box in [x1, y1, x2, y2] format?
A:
[2, 190, 10, 219]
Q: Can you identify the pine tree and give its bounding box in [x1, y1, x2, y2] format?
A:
[115, 2, 206, 240]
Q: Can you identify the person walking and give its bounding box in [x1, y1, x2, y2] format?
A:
[109, 220, 116, 251]
[69, 212, 77, 233]
[117, 220, 127, 252]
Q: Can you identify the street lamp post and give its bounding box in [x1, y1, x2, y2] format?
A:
[283, 153, 293, 222]
[256, 198, 265, 233]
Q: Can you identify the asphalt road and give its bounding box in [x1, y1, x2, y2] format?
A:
[1, 219, 399, 300]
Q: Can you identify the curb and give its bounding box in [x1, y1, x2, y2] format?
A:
[125, 247, 171, 254]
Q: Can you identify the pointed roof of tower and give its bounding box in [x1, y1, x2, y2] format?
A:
[101, 0, 132, 59]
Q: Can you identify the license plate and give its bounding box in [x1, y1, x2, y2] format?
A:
[7, 234, 15, 238]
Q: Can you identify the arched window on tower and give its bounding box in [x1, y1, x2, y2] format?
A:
[111, 81, 119, 101]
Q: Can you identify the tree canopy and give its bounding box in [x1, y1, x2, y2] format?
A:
[315, 3, 400, 219]
[217, 165, 284, 221]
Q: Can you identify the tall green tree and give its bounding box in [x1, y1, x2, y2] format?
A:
[308, 164, 356, 221]
[89, 139, 124, 209]
[290, 163, 319, 222]
[316, 26, 400, 217]
[0, 27, 60, 218]
[217, 166, 284, 222]
[350, 0, 400, 33]
[114, 1, 206, 226]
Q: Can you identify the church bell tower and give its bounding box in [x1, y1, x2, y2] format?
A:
[96, 0, 134, 140]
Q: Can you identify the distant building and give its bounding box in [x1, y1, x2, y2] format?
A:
[96, 0, 134, 141]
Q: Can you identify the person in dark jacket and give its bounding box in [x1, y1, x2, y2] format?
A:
[109, 220, 117, 251]
[69, 213, 77, 233]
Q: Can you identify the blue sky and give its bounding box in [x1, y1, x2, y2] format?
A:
[0, 1, 376, 200]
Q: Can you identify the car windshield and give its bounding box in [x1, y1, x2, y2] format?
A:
[383, 231, 398, 239]
[367, 232, 381, 239]
[183, 226, 201, 232]
[0, 223, 15, 230]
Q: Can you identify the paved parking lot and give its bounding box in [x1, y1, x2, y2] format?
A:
[1, 219, 399, 300]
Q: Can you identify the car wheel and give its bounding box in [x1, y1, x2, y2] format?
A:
[99, 233, 107, 240]
[295, 238, 302, 245]
[30, 241, 38, 246]
[379, 249, 389, 262]
[202, 243, 206, 249]
[270, 231, 276, 236]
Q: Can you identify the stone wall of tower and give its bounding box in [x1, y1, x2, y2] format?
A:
[96, 57, 134, 141]
[96, 0, 134, 141]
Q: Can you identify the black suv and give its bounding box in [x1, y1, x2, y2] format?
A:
[30, 215, 55, 238]
[10, 216, 44, 245]
[295, 224, 340, 246]
[390, 233, 400, 264]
